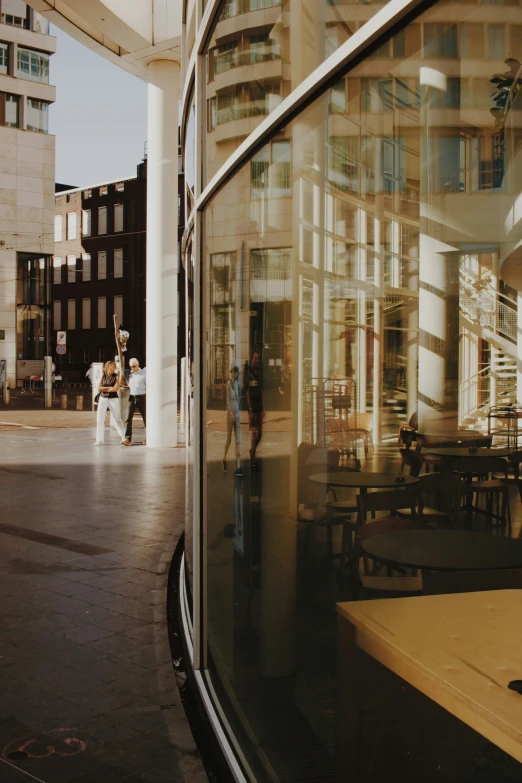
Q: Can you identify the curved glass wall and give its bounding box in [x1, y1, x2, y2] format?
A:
[204, 0, 388, 183]
[196, 0, 522, 778]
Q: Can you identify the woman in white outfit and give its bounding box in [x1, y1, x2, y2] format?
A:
[95, 361, 127, 445]
[223, 362, 242, 475]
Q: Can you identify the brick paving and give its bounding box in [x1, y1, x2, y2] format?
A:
[0, 424, 206, 783]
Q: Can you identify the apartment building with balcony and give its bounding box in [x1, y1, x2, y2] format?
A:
[0, 0, 55, 387]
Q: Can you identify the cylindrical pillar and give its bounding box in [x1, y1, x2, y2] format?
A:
[76, 395, 84, 411]
[146, 59, 180, 448]
[2, 381, 10, 405]
[44, 356, 52, 409]
[60, 394, 67, 410]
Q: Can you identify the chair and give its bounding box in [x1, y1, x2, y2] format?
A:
[399, 448, 422, 477]
[493, 450, 522, 501]
[297, 444, 341, 522]
[457, 456, 512, 534]
[356, 486, 428, 580]
[345, 412, 374, 458]
[422, 568, 522, 595]
[396, 471, 461, 528]
[398, 411, 418, 449]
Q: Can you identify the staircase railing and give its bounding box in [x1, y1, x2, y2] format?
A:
[459, 358, 517, 423]
[459, 269, 518, 344]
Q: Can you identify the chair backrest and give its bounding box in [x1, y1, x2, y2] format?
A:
[422, 568, 522, 595]
[357, 485, 419, 518]
[347, 412, 373, 432]
[508, 450, 522, 466]
[358, 516, 426, 543]
[457, 456, 508, 477]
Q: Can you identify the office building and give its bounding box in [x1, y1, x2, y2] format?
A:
[0, 0, 55, 387]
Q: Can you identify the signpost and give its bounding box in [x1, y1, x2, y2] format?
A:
[56, 345, 66, 356]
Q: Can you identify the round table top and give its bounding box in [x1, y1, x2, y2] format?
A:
[361, 530, 522, 572]
[309, 472, 419, 489]
[427, 446, 513, 459]
[418, 430, 485, 441]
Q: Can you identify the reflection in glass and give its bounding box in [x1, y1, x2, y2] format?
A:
[201, 0, 522, 779]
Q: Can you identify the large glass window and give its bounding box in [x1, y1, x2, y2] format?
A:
[114, 203, 123, 232]
[82, 253, 91, 282]
[26, 99, 49, 133]
[97, 297, 106, 329]
[1, 0, 29, 29]
[1, 93, 19, 128]
[67, 255, 76, 283]
[17, 47, 49, 83]
[67, 299, 75, 330]
[82, 298, 91, 329]
[82, 209, 91, 237]
[201, 1, 522, 779]
[66, 213, 76, 241]
[53, 300, 61, 330]
[52, 257, 62, 284]
[54, 215, 62, 242]
[98, 206, 107, 235]
[98, 251, 107, 280]
[114, 249, 123, 278]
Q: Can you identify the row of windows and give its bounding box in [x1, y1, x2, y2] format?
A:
[54, 205, 123, 241]
[53, 296, 123, 331]
[55, 182, 126, 207]
[59, 347, 107, 365]
[52, 250, 124, 283]
[0, 0, 49, 33]
[0, 41, 50, 83]
[0, 91, 49, 132]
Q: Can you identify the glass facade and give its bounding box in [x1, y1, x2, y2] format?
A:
[16, 253, 51, 360]
[184, 0, 522, 778]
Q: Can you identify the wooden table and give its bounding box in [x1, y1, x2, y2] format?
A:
[309, 472, 418, 492]
[428, 446, 513, 460]
[361, 529, 522, 572]
[337, 590, 522, 781]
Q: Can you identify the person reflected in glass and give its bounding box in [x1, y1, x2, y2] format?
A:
[94, 360, 127, 446]
[246, 350, 264, 471]
[223, 362, 243, 476]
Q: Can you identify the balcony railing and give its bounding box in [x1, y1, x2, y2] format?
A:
[220, 0, 280, 20]
[216, 98, 277, 126]
[215, 49, 280, 74]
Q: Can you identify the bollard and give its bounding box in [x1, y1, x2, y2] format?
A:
[76, 395, 84, 411]
[60, 394, 68, 410]
[2, 381, 9, 405]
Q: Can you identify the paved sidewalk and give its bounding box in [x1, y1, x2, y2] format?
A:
[0, 425, 206, 783]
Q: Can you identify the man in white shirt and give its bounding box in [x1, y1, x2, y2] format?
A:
[122, 358, 146, 446]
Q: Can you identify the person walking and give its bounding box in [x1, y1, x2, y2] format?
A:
[245, 350, 264, 470]
[122, 358, 146, 446]
[95, 360, 127, 445]
[223, 362, 242, 476]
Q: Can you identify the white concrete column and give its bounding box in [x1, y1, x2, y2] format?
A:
[146, 59, 180, 448]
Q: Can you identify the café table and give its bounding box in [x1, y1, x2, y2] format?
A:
[337, 590, 522, 781]
[360, 529, 522, 572]
[309, 472, 418, 494]
[427, 446, 513, 462]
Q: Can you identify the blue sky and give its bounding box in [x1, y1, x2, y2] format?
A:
[49, 26, 148, 188]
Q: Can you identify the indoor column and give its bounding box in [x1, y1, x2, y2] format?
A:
[146, 59, 180, 447]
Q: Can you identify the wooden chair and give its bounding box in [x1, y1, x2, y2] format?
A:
[422, 568, 522, 595]
[356, 486, 428, 580]
[398, 412, 418, 449]
[345, 412, 374, 458]
[399, 448, 422, 477]
[493, 450, 522, 501]
[457, 456, 512, 534]
[396, 471, 461, 527]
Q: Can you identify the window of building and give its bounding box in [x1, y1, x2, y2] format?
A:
[115, 182, 125, 192]
[83, 188, 92, 199]
[82, 298, 91, 329]
[98, 206, 107, 235]
[82, 209, 91, 237]
[66, 193, 76, 203]
[251, 139, 291, 199]
[26, 99, 49, 133]
[1, 0, 30, 29]
[487, 24, 506, 59]
[114, 249, 123, 278]
[83, 348, 90, 364]
[98, 251, 107, 280]
[97, 297, 106, 329]
[214, 40, 238, 74]
[99, 185, 108, 196]
[67, 299, 76, 330]
[67, 255, 76, 283]
[17, 47, 49, 83]
[66, 212, 76, 241]
[98, 347, 105, 362]
[54, 215, 62, 242]
[53, 300, 61, 330]
[248, 33, 280, 63]
[0, 93, 20, 128]
[114, 203, 123, 233]
[69, 348, 75, 363]
[82, 254, 91, 282]
[0, 44, 8, 74]
[423, 24, 458, 57]
[53, 257, 62, 284]
[114, 295, 123, 327]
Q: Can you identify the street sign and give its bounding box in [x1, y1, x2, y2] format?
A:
[56, 345, 66, 355]
[51, 362, 56, 373]
[57, 331, 67, 345]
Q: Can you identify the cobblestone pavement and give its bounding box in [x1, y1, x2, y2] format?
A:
[0, 424, 206, 783]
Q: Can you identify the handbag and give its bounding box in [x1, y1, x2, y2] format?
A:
[94, 392, 100, 404]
